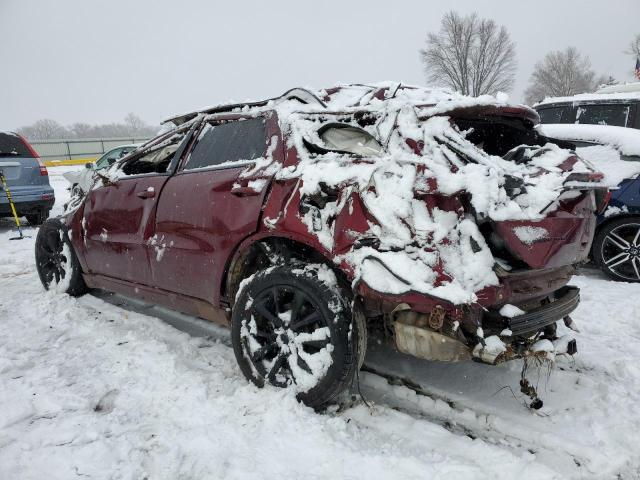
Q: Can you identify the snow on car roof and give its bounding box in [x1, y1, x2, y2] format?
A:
[163, 82, 537, 126]
[595, 82, 640, 94]
[535, 90, 640, 107]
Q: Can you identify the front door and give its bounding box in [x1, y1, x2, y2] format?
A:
[151, 114, 281, 304]
[82, 130, 188, 285]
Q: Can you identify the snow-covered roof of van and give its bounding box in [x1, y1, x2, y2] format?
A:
[595, 82, 640, 94]
[535, 89, 640, 107]
[162, 82, 534, 126]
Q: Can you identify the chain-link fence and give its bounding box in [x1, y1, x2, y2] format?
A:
[31, 137, 150, 162]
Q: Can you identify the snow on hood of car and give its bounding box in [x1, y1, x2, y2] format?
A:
[536, 124, 640, 186]
[536, 124, 640, 157]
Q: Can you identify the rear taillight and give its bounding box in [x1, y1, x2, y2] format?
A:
[17, 134, 46, 174]
[595, 189, 611, 214]
[37, 158, 48, 176]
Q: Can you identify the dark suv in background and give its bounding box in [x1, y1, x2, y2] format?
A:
[536, 95, 640, 129]
[535, 85, 640, 282]
[0, 132, 54, 225]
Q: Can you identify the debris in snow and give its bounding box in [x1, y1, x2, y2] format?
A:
[531, 339, 555, 354]
[552, 335, 575, 355]
[499, 304, 525, 318]
[472, 335, 506, 364]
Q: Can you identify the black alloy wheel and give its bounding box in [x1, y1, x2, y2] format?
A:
[594, 218, 640, 282]
[231, 264, 362, 408]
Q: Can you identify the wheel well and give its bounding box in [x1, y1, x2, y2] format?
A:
[595, 214, 640, 237]
[592, 214, 640, 253]
[224, 237, 350, 306]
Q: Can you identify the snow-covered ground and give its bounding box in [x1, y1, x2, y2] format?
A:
[1, 166, 639, 479]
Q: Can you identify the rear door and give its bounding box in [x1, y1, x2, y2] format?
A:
[82, 129, 189, 285]
[151, 113, 281, 303]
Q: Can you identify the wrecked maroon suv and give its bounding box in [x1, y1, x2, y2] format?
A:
[36, 83, 607, 408]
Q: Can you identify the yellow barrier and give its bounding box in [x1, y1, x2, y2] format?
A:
[44, 157, 98, 167]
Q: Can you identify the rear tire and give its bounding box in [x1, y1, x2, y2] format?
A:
[593, 217, 640, 282]
[231, 264, 362, 409]
[35, 218, 87, 296]
[26, 209, 49, 226]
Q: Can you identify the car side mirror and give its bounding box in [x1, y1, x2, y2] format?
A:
[85, 162, 94, 169]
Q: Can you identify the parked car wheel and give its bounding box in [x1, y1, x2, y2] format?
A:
[35, 218, 87, 295]
[231, 264, 362, 409]
[26, 209, 49, 226]
[593, 217, 640, 282]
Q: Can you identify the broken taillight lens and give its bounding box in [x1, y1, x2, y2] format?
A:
[595, 189, 612, 214]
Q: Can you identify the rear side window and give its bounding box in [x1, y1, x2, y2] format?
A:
[0, 133, 34, 158]
[537, 107, 566, 124]
[575, 103, 630, 127]
[184, 118, 266, 171]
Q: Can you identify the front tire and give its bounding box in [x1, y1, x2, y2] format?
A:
[35, 218, 87, 295]
[593, 217, 640, 282]
[231, 264, 362, 408]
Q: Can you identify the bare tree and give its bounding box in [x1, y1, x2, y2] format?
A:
[69, 122, 94, 138]
[124, 113, 146, 134]
[524, 47, 603, 105]
[420, 11, 517, 96]
[625, 33, 640, 57]
[17, 119, 69, 141]
[17, 115, 159, 141]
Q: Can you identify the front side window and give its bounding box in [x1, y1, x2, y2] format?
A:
[96, 148, 123, 169]
[121, 133, 186, 176]
[184, 117, 266, 171]
[575, 103, 631, 127]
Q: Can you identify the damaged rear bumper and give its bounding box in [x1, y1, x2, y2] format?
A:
[358, 277, 580, 365]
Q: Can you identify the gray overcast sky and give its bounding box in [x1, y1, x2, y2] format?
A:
[1, 0, 638, 131]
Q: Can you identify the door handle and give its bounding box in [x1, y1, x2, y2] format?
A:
[230, 180, 264, 197]
[137, 187, 155, 199]
[230, 186, 261, 197]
